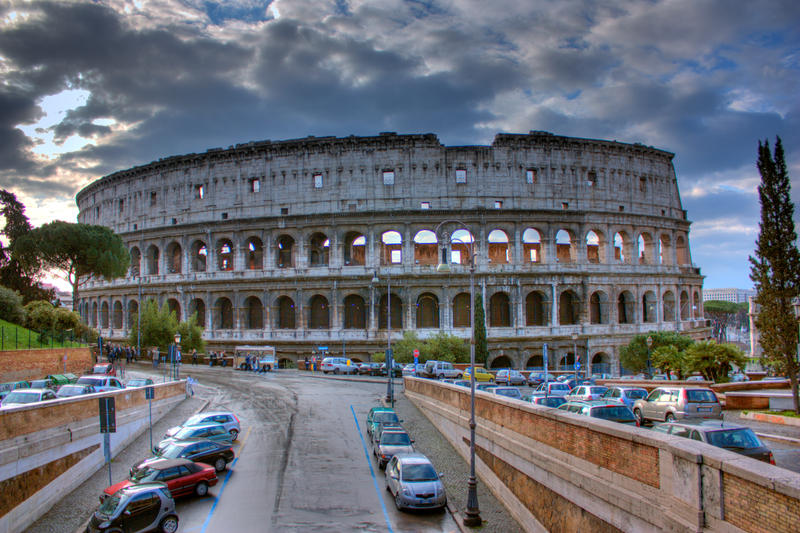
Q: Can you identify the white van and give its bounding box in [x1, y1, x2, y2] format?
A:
[321, 357, 357, 375]
[421, 360, 462, 380]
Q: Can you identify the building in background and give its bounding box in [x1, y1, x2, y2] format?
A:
[703, 288, 755, 304]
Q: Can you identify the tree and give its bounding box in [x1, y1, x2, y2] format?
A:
[423, 331, 469, 363]
[620, 331, 695, 374]
[704, 300, 748, 343]
[474, 292, 488, 365]
[685, 340, 748, 383]
[749, 137, 800, 412]
[129, 299, 178, 352]
[24, 300, 56, 331]
[0, 286, 25, 324]
[651, 345, 687, 380]
[176, 313, 206, 354]
[14, 221, 130, 311]
[390, 331, 422, 364]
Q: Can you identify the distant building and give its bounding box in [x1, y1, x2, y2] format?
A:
[703, 288, 754, 304]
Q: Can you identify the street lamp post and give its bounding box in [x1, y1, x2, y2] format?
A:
[646, 335, 653, 378]
[173, 333, 181, 381]
[572, 333, 579, 380]
[372, 270, 394, 407]
[435, 220, 481, 527]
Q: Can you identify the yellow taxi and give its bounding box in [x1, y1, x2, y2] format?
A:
[463, 366, 494, 382]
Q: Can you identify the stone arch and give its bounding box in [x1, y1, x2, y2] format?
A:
[487, 229, 510, 265]
[613, 231, 631, 263]
[245, 237, 263, 270]
[680, 290, 690, 320]
[676, 234, 690, 265]
[663, 291, 676, 322]
[416, 293, 439, 329]
[378, 293, 402, 329]
[638, 232, 654, 264]
[618, 291, 635, 324]
[190, 240, 207, 272]
[276, 296, 296, 329]
[308, 294, 330, 329]
[112, 301, 123, 329]
[101, 301, 110, 328]
[344, 231, 366, 266]
[127, 300, 138, 329]
[659, 234, 673, 265]
[166, 241, 182, 274]
[489, 291, 511, 327]
[189, 298, 206, 328]
[642, 291, 657, 323]
[343, 294, 366, 329]
[558, 289, 579, 325]
[591, 352, 611, 374]
[217, 238, 234, 271]
[450, 229, 474, 265]
[308, 233, 330, 267]
[452, 292, 471, 327]
[413, 230, 438, 266]
[525, 290, 548, 326]
[215, 297, 233, 329]
[555, 229, 575, 263]
[526, 353, 544, 368]
[522, 228, 542, 263]
[146, 244, 159, 275]
[243, 296, 263, 329]
[559, 352, 575, 369]
[130, 247, 141, 277]
[276, 235, 295, 268]
[590, 290, 609, 324]
[489, 354, 513, 369]
[381, 230, 403, 265]
[586, 230, 605, 264]
[91, 301, 98, 327]
[693, 290, 701, 318]
[167, 298, 181, 322]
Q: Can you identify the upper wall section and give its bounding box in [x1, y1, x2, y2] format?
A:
[76, 131, 687, 233]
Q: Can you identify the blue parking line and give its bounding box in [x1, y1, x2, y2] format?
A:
[198, 458, 236, 533]
[351, 405, 394, 533]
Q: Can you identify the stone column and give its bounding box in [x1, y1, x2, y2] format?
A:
[206, 291, 214, 332]
[551, 282, 558, 326]
[206, 230, 216, 272]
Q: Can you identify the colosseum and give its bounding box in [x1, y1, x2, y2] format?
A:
[76, 131, 707, 373]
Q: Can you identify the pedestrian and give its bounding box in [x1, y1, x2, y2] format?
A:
[192, 349, 198, 365]
[304, 356, 309, 371]
[186, 375, 196, 396]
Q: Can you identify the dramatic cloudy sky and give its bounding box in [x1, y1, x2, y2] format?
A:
[1, 0, 798, 290]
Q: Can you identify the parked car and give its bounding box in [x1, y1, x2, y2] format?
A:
[379, 361, 403, 377]
[462, 367, 494, 382]
[601, 387, 648, 409]
[685, 375, 707, 382]
[385, 453, 447, 511]
[559, 401, 639, 426]
[527, 372, 557, 387]
[373, 421, 405, 447]
[452, 380, 471, 388]
[529, 395, 567, 408]
[492, 386, 522, 400]
[475, 383, 499, 393]
[421, 360, 461, 380]
[0, 388, 57, 408]
[652, 420, 775, 464]
[75, 375, 125, 392]
[366, 409, 401, 439]
[374, 429, 415, 469]
[632, 387, 722, 425]
[494, 369, 526, 386]
[154, 424, 232, 454]
[533, 381, 571, 397]
[29, 378, 54, 390]
[402, 364, 421, 377]
[105, 458, 217, 499]
[565, 385, 609, 402]
[56, 384, 96, 398]
[127, 378, 155, 388]
[87, 482, 177, 533]
[165, 411, 241, 441]
[321, 357, 358, 375]
[92, 363, 116, 377]
[152, 440, 234, 472]
[358, 362, 381, 375]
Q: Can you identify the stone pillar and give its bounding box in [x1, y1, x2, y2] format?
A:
[403, 224, 413, 267]
[233, 290, 241, 330]
[512, 225, 521, 265]
[296, 232, 307, 269]
[551, 282, 558, 326]
[206, 230, 216, 272]
[262, 290, 271, 332]
[296, 289, 305, 330]
[206, 291, 214, 332]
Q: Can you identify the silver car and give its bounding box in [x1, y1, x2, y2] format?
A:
[492, 386, 522, 400]
[0, 388, 57, 408]
[633, 387, 722, 425]
[165, 411, 241, 441]
[374, 429, 414, 469]
[385, 453, 447, 511]
[601, 386, 648, 409]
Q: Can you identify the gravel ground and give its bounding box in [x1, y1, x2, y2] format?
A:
[26, 370, 208, 533]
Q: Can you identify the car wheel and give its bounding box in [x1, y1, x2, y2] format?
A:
[229, 429, 239, 441]
[438, 374, 444, 379]
[394, 492, 404, 511]
[195, 481, 209, 497]
[456, 373, 462, 379]
[665, 413, 675, 423]
[214, 457, 227, 472]
[334, 368, 340, 375]
[159, 515, 179, 533]
[633, 408, 645, 426]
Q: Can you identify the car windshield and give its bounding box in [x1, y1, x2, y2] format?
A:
[402, 463, 438, 482]
[706, 429, 762, 449]
[626, 389, 647, 399]
[98, 494, 122, 517]
[4, 391, 38, 403]
[130, 467, 156, 482]
[159, 443, 184, 458]
[93, 366, 108, 373]
[496, 389, 521, 398]
[551, 384, 569, 391]
[590, 387, 607, 394]
[381, 432, 411, 445]
[536, 397, 566, 407]
[686, 390, 717, 403]
[374, 412, 399, 424]
[57, 386, 82, 396]
[591, 406, 636, 421]
[184, 414, 205, 425]
[128, 379, 147, 386]
[76, 377, 99, 386]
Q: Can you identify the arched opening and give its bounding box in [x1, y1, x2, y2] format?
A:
[642, 291, 657, 323]
[381, 230, 403, 265]
[343, 295, 366, 329]
[618, 291, 635, 324]
[166, 242, 182, 274]
[659, 234, 672, 265]
[556, 229, 574, 263]
[522, 228, 542, 263]
[590, 291, 609, 324]
[559, 353, 575, 370]
[693, 291, 701, 318]
[308, 233, 330, 267]
[245, 237, 263, 270]
[558, 290, 579, 325]
[613, 232, 629, 263]
[91, 302, 98, 327]
[413, 230, 438, 265]
[277, 296, 296, 329]
[243, 296, 263, 329]
[663, 291, 676, 322]
[416, 293, 439, 328]
[344, 232, 366, 266]
[189, 299, 206, 328]
[592, 352, 611, 375]
[100, 302, 110, 328]
[489, 292, 511, 327]
[309, 295, 330, 329]
[452, 293, 471, 327]
[277, 235, 295, 268]
[586, 230, 604, 264]
[525, 291, 547, 326]
[450, 229, 474, 265]
[490, 355, 512, 369]
[191, 240, 207, 272]
[130, 247, 141, 277]
[680, 291, 690, 320]
[487, 229, 510, 265]
[526, 354, 544, 369]
[676, 235, 689, 265]
[217, 239, 234, 271]
[378, 294, 402, 329]
[127, 300, 138, 329]
[112, 301, 123, 329]
[146, 245, 159, 275]
[638, 233, 653, 264]
[167, 298, 181, 322]
[215, 297, 233, 329]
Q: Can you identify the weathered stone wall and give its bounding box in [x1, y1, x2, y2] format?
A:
[0, 348, 92, 383]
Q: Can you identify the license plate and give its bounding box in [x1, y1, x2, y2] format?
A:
[697, 407, 712, 412]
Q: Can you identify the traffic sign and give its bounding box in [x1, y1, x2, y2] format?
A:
[542, 343, 548, 365]
[575, 361, 581, 371]
[99, 397, 116, 433]
[145, 386, 154, 400]
[318, 346, 328, 351]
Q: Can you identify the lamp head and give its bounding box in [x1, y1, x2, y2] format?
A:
[174, 333, 181, 344]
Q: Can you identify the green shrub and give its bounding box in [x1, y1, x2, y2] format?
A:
[0, 286, 25, 324]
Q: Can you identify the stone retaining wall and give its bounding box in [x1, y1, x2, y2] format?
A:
[0, 348, 92, 383]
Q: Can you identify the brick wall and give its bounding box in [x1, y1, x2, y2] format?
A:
[0, 348, 92, 382]
[723, 473, 800, 533]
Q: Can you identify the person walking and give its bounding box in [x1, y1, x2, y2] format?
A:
[186, 375, 196, 397]
[192, 349, 198, 365]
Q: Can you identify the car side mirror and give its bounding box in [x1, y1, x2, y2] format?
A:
[410, 439, 415, 443]
[123, 510, 132, 516]
[439, 472, 445, 479]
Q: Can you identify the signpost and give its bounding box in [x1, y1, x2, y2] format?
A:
[413, 349, 419, 374]
[99, 397, 116, 486]
[543, 343, 549, 398]
[145, 387, 155, 451]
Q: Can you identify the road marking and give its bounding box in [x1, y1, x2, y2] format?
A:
[198, 426, 253, 533]
[351, 405, 394, 533]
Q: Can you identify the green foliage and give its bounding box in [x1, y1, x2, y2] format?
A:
[651, 345, 687, 379]
[703, 300, 744, 315]
[749, 136, 800, 411]
[176, 313, 205, 354]
[24, 300, 55, 331]
[371, 351, 385, 363]
[390, 331, 422, 364]
[474, 292, 488, 365]
[0, 318, 89, 349]
[0, 286, 24, 324]
[685, 340, 748, 382]
[620, 331, 695, 373]
[129, 299, 178, 352]
[423, 331, 468, 363]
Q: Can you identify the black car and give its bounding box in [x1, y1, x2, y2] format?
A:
[87, 482, 178, 533]
[379, 362, 403, 377]
[652, 420, 775, 464]
[150, 439, 235, 472]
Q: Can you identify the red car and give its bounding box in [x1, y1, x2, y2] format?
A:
[92, 363, 116, 377]
[104, 458, 217, 499]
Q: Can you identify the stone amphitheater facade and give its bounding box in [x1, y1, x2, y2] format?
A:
[76, 131, 707, 372]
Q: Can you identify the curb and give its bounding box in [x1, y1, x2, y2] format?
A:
[740, 411, 800, 427]
[755, 432, 800, 445]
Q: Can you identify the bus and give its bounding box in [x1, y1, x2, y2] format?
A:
[234, 345, 277, 371]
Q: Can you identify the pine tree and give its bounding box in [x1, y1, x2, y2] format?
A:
[474, 292, 488, 365]
[749, 137, 800, 412]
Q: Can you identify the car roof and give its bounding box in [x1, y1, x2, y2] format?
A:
[393, 452, 432, 464]
[118, 481, 169, 494]
[197, 411, 234, 417]
[141, 458, 194, 469]
[664, 420, 746, 431]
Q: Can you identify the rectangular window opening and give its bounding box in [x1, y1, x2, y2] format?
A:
[281, 207, 289, 215]
[196, 185, 205, 199]
[150, 191, 157, 207]
[494, 200, 503, 209]
[250, 178, 261, 193]
[587, 171, 597, 187]
[455, 169, 467, 183]
[619, 205, 625, 212]
[118, 199, 124, 214]
[391, 250, 402, 264]
[313, 173, 323, 188]
[382, 170, 395, 185]
[420, 201, 430, 210]
[562, 202, 569, 210]
[221, 212, 228, 220]
[526, 169, 537, 184]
